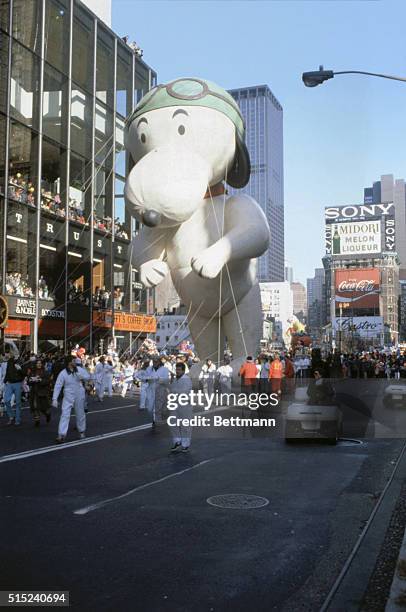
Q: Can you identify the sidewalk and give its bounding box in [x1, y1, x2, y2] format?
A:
[386, 529, 406, 610]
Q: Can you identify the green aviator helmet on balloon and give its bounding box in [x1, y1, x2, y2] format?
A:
[125, 77, 251, 189]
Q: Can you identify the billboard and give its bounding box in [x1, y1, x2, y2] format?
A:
[325, 202, 395, 256]
[330, 220, 381, 255]
[335, 269, 380, 308]
[332, 316, 384, 337]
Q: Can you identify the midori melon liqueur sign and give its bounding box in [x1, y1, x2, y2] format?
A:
[331, 220, 381, 255]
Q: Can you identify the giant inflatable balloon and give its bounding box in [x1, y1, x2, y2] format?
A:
[124, 78, 270, 365]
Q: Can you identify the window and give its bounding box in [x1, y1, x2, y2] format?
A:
[0, 114, 5, 196]
[115, 177, 128, 239]
[115, 115, 125, 176]
[96, 26, 114, 108]
[8, 121, 39, 207]
[44, 0, 69, 75]
[72, 5, 94, 92]
[71, 85, 93, 158]
[42, 63, 68, 144]
[69, 152, 91, 223]
[6, 203, 36, 296]
[94, 165, 112, 232]
[134, 63, 149, 105]
[95, 102, 113, 167]
[10, 41, 39, 129]
[116, 44, 132, 117]
[0, 33, 8, 114]
[156, 336, 160, 342]
[40, 138, 67, 219]
[0, 0, 9, 32]
[12, 0, 41, 54]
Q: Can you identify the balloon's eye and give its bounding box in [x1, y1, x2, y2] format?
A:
[178, 125, 185, 136]
[140, 133, 146, 144]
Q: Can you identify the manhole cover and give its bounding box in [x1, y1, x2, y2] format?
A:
[338, 438, 363, 447]
[207, 494, 269, 509]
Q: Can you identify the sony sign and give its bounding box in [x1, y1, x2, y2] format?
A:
[325, 202, 396, 256]
[325, 203, 394, 220]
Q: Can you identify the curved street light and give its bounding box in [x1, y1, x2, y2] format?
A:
[302, 65, 406, 87]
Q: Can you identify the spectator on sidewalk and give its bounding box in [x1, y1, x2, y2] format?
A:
[4, 353, 25, 426]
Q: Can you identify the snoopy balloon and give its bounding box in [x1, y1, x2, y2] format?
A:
[124, 78, 270, 364]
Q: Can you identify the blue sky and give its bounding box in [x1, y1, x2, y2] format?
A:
[113, 0, 406, 284]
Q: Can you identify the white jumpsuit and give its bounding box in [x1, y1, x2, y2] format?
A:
[134, 367, 150, 409]
[94, 362, 114, 400]
[169, 374, 193, 448]
[121, 364, 135, 397]
[145, 365, 170, 422]
[53, 367, 90, 437]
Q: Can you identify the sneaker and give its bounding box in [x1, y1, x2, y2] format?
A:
[34, 420, 40, 428]
[170, 442, 182, 452]
[79, 432, 86, 439]
[181, 446, 189, 453]
[6, 418, 15, 426]
[55, 436, 66, 444]
[14, 422, 22, 427]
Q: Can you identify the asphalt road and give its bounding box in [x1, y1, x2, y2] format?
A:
[1, 381, 405, 611]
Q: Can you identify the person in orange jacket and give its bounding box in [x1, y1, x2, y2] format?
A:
[269, 354, 283, 395]
[239, 356, 258, 393]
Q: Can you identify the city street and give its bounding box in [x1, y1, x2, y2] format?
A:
[1, 384, 405, 611]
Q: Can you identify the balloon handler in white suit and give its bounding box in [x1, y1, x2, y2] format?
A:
[94, 356, 114, 401]
[169, 362, 193, 453]
[134, 360, 151, 410]
[52, 355, 90, 443]
[124, 78, 270, 378]
[144, 356, 171, 426]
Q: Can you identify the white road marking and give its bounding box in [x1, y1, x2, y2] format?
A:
[19, 400, 138, 415]
[0, 423, 151, 464]
[74, 458, 215, 516]
[0, 405, 232, 464]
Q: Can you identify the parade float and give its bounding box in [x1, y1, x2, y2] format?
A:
[124, 78, 270, 368]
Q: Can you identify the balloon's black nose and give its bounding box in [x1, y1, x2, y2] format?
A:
[142, 210, 162, 227]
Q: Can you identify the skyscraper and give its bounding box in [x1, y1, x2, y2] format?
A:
[228, 85, 284, 282]
[364, 174, 406, 277]
[307, 269, 325, 337]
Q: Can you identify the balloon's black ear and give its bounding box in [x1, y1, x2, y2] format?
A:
[226, 136, 251, 189]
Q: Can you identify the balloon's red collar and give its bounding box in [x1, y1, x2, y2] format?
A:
[204, 183, 228, 199]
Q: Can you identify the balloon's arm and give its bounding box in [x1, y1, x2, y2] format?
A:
[220, 195, 270, 262]
[132, 226, 168, 268]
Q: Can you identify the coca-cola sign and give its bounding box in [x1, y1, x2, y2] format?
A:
[335, 269, 380, 308]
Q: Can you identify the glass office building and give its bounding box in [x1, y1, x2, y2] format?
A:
[0, 0, 157, 354]
[228, 85, 284, 282]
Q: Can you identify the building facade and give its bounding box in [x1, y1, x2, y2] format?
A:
[154, 314, 192, 352]
[260, 281, 293, 345]
[306, 268, 325, 339]
[0, 0, 157, 354]
[228, 85, 284, 282]
[364, 174, 406, 278]
[324, 202, 399, 347]
[291, 281, 307, 322]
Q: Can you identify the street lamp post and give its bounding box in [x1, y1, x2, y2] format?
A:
[302, 65, 406, 87]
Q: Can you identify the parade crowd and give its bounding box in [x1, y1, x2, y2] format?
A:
[1, 346, 405, 452]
